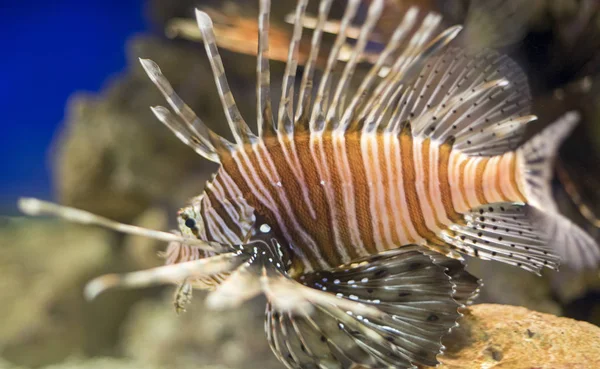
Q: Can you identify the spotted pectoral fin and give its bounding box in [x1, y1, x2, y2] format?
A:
[265, 246, 473, 369]
[441, 203, 561, 274]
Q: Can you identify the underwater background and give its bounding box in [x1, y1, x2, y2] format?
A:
[1, 0, 600, 368]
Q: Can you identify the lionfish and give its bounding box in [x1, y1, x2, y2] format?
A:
[19, 0, 600, 368]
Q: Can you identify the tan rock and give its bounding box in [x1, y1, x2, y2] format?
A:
[0, 218, 113, 367]
[425, 304, 600, 369]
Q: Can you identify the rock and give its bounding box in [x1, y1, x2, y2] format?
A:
[424, 304, 600, 369]
[0, 218, 113, 367]
[122, 206, 170, 271]
[52, 35, 220, 222]
[42, 358, 161, 369]
[121, 291, 281, 369]
[466, 259, 562, 316]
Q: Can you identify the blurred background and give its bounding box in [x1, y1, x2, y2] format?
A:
[1, 1, 600, 368]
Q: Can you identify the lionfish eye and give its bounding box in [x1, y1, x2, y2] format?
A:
[259, 224, 271, 233]
[184, 218, 197, 229]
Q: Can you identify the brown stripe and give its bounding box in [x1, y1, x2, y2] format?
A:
[259, 137, 339, 268]
[293, 133, 343, 267]
[346, 131, 378, 254]
[221, 148, 325, 269]
[438, 142, 463, 222]
[392, 137, 415, 244]
[508, 153, 527, 202]
[474, 157, 490, 204]
[371, 136, 391, 247]
[203, 187, 243, 241]
[400, 125, 438, 240]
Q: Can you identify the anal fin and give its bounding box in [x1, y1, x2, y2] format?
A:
[441, 203, 561, 274]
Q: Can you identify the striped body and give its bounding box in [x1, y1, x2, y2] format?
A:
[184, 129, 526, 273]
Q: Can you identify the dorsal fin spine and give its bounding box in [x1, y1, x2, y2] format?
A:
[339, 7, 419, 134]
[309, 0, 360, 133]
[415, 78, 508, 140]
[294, 0, 333, 130]
[358, 13, 443, 122]
[277, 0, 309, 135]
[371, 25, 462, 131]
[325, 0, 384, 129]
[256, 0, 275, 137]
[195, 10, 257, 145]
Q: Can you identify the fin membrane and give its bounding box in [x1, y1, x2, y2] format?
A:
[442, 203, 561, 274]
[519, 112, 600, 269]
[265, 246, 477, 369]
[400, 48, 532, 156]
[420, 248, 481, 305]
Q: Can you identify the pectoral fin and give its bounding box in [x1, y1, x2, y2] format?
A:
[265, 246, 477, 369]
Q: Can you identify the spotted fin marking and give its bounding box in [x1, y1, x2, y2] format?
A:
[398, 48, 532, 156]
[518, 112, 600, 269]
[350, 14, 459, 133]
[266, 246, 474, 369]
[441, 203, 561, 274]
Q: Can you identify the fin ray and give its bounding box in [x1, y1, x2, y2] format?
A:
[442, 203, 561, 274]
[518, 112, 600, 269]
[256, 0, 276, 137]
[325, 0, 384, 127]
[265, 246, 476, 368]
[309, 0, 361, 132]
[294, 0, 333, 129]
[277, 0, 309, 134]
[195, 10, 257, 144]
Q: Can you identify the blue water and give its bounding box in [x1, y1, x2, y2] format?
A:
[0, 0, 148, 213]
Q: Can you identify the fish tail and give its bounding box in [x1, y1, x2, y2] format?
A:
[518, 112, 600, 269]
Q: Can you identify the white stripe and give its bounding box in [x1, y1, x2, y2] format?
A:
[384, 133, 412, 245]
[360, 133, 386, 251]
[309, 133, 350, 263]
[465, 156, 481, 208]
[413, 137, 440, 232]
[332, 132, 368, 255]
[483, 156, 500, 203]
[277, 131, 317, 219]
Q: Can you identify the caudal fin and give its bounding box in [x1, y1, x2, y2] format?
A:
[518, 112, 600, 269]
